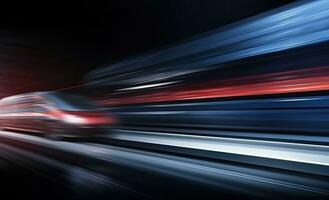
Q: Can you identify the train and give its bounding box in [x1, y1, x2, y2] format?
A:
[0, 91, 117, 139]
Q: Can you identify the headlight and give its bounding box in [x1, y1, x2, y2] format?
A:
[63, 114, 86, 124]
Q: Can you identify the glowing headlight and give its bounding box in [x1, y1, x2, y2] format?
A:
[63, 114, 86, 124]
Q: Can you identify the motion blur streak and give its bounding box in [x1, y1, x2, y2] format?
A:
[109, 95, 329, 134]
[87, 0, 329, 88]
[75, 1, 329, 199]
[100, 66, 329, 105]
[0, 131, 328, 199]
[107, 129, 329, 176]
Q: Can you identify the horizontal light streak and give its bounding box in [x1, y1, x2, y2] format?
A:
[101, 66, 329, 105]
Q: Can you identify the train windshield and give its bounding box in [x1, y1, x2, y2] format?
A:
[49, 93, 97, 111]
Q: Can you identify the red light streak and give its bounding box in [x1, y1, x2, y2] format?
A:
[101, 66, 329, 106]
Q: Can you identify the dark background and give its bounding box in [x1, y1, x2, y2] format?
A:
[0, 0, 294, 97]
